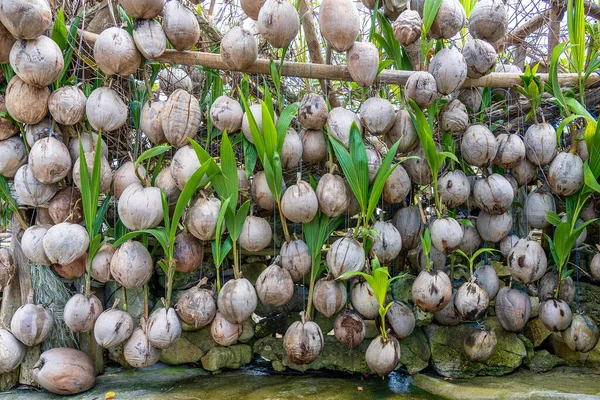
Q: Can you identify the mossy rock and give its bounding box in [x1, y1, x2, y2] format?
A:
[525, 349, 565, 372]
[239, 319, 255, 343]
[183, 326, 217, 354]
[105, 283, 150, 322]
[524, 317, 552, 347]
[240, 262, 267, 286]
[160, 336, 205, 365]
[201, 344, 252, 371]
[399, 327, 431, 374]
[391, 273, 415, 304]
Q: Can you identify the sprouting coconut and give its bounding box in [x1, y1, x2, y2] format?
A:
[258, 0, 299, 48]
[412, 269, 452, 312]
[186, 194, 221, 241]
[439, 99, 468, 135]
[429, 0, 466, 39]
[461, 125, 498, 167]
[464, 328, 497, 362]
[385, 110, 419, 153]
[469, 0, 507, 43]
[319, 0, 360, 52]
[462, 39, 496, 79]
[371, 221, 403, 264]
[242, 103, 279, 144]
[392, 205, 425, 250]
[474, 264, 499, 299]
[33, 348, 95, 395]
[562, 314, 600, 353]
[350, 279, 379, 319]
[86, 87, 128, 132]
[140, 100, 166, 145]
[48, 86, 86, 126]
[239, 215, 273, 252]
[366, 146, 382, 184]
[173, 232, 203, 273]
[524, 191, 554, 229]
[124, 324, 161, 368]
[0, 0, 51, 40]
[428, 47, 467, 95]
[251, 171, 278, 211]
[383, 165, 410, 204]
[114, 162, 146, 199]
[358, 97, 395, 135]
[281, 178, 319, 223]
[218, 277, 258, 324]
[5, 75, 49, 124]
[454, 280, 489, 321]
[404, 71, 439, 108]
[220, 26, 258, 70]
[327, 237, 365, 279]
[301, 128, 328, 164]
[430, 217, 463, 255]
[146, 307, 182, 349]
[176, 281, 216, 328]
[241, 0, 262, 19]
[256, 263, 295, 306]
[281, 129, 303, 169]
[72, 152, 112, 195]
[121, 0, 165, 19]
[68, 132, 108, 164]
[299, 93, 329, 130]
[0, 136, 27, 179]
[476, 211, 512, 243]
[313, 277, 347, 317]
[456, 88, 482, 113]
[316, 173, 348, 217]
[210, 310, 243, 346]
[327, 107, 362, 149]
[499, 234, 519, 258]
[417, 242, 447, 272]
[158, 67, 193, 95]
[133, 19, 167, 60]
[63, 293, 103, 333]
[538, 271, 575, 303]
[539, 299, 572, 332]
[473, 174, 514, 215]
[507, 238, 547, 284]
[163, 0, 201, 51]
[524, 123, 557, 166]
[284, 319, 324, 364]
[494, 133, 526, 169]
[280, 239, 311, 282]
[10, 36, 63, 88]
[171, 145, 201, 190]
[434, 289, 461, 325]
[459, 224, 482, 255]
[438, 170, 470, 208]
[334, 309, 366, 349]
[404, 146, 433, 185]
[495, 286, 530, 332]
[210, 95, 244, 133]
[118, 182, 163, 231]
[548, 152, 584, 196]
[393, 10, 422, 46]
[0, 329, 25, 373]
[90, 244, 114, 283]
[366, 335, 401, 377]
[11, 291, 53, 346]
[162, 89, 201, 148]
[386, 301, 415, 339]
[347, 42, 379, 87]
[94, 27, 141, 76]
[94, 307, 134, 348]
[0, 248, 14, 288]
[42, 222, 89, 265]
[110, 240, 153, 289]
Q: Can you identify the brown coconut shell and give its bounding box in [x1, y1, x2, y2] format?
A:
[334, 309, 366, 349]
[118, 182, 163, 230]
[5, 75, 49, 124]
[0, 93, 18, 140]
[257, 0, 300, 49]
[281, 179, 319, 223]
[393, 10, 421, 46]
[283, 320, 323, 364]
[133, 19, 168, 60]
[124, 326, 161, 368]
[299, 93, 329, 130]
[121, 0, 165, 19]
[404, 71, 438, 108]
[210, 310, 242, 346]
[0, 0, 51, 40]
[141, 100, 167, 144]
[72, 152, 113, 195]
[469, 0, 507, 44]
[347, 42, 379, 87]
[110, 241, 153, 289]
[313, 277, 347, 317]
[239, 216, 272, 252]
[94, 27, 141, 76]
[94, 308, 134, 348]
[113, 161, 146, 199]
[163, 0, 201, 51]
[14, 165, 57, 207]
[256, 264, 294, 306]
[301, 129, 328, 164]
[29, 137, 72, 184]
[91, 243, 114, 283]
[173, 232, 203, 273]
[63, 293, 103, 333]
[217, 277, 258, 324]
[210, 95, 244, 133]
[146, 307, 182, 349]
[281, 129, 303, 169]
[365, 335, 400, 377]
[326, 237, 365, 279]
[316, 173, 349, 217]
[162, 89, 201, 147]
[85, 87, 128, 132]
[186, 194, 221, 241]
[0, 247, 14, 288]
[220, 27, 258, 70]
[10, 36, 64, 87]
[48, 86, 87, 126]
[241, 0, 263, 19]
[0, 329, 26, 373]
[176, 284, 216, 328]
[327, 107, 362, 149]
[319, 0, 360, 52]
[33, 348, 95, 395]
[0, 21, 15, 64]
[429, 0, 466, 40]
[68, 132, 108, 165]
[0, 136, 27, 179]
[158, 67, 193, 95]
[280, 239, 311, 282]
[42, 222, 89, 265]
[21, 224, 52, 265]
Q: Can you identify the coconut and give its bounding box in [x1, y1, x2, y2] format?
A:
[110, 240, 153, 289]
[385, 110, 419, 153]
[404, 71, 438, 108]
[86, 87, 128, 132]
[63, 293, 103, 333]
[387, 301, 415, 339]
[5, 75, 49, 124]
[10, 36, 63, 87]
[0, 329, 26, 373]
[284, 319, 324, 364]
[47, 86, 86, 126]
[430, 217, 463, 255]
[132, 19, 167, 60]
[241, 0, 262, 19]
[439, 99, 468, 135]
[251, 171, 278, 211]
[458, 224, 482, 255]
[280, 239, 311, 282]
[281, 179, 319, 223]
[217, 277, 258, 324]
[393, 205, 425, 250]
[0, 136, 27, 178]
[94, 308, 134, 348]
[210, 310, 242, 346]
[429, 0, 466, 39]
[371, 221, 402, 263]
[29, 136, 72, 184]
[383, 0, 408, 19]
[539, 299, 572, 332]
[210, 95, 244, 134]
[525, 192, 554, 229]
[242, 104, 278, 144]
[21, 224, 51, 264]
[42, 222, 89, 265]
[383, 165, 411, 204]
[257, 0, 299, 48]
[438, 170, 470, 208]
[186, 194, 221, 241]
[334, 309, 366, 348]
[94, 27, 141, 76]
[33, 348, 95, 395]
[319, 0, 360, 52]
[548, 152, 584, 196]
[327, 107, 362, 149]
[327, 237, 365, 279]
[121, 0, 165, 19]
[461, 125, 498, 167]
[0, 21, 13, 64]
[393, 10, 422, 46]
[171, 145, 201, 190]
[494, 133, 525, 169]
[498, 235, 518, 259]
[457, 87, 483, 112]
[495, 286, 530, 332]
[592, 253, 600, 280]
[158, 68, 193, 95]
[299, 93, 328, 130]
[404, 146, 433, 185]
[469, 0, 507, 43]
[256, 264, 294, 306]
[301, 129, 328, 164]
[176, 284, 216, 328]
[462, 39, 496, 79]
[114, 162, 146, 199]
[581, 199, 596, 221]
[417, 241, 447, 272]
[173, 232, 203, 273]
[524, 123, 557, 166]
[350, 279, 379, 319]
[0, 93, 18, 140]
[428, 47, 467, 95]
[281, 129, 303, 169]
[346, 42, 379, 88]
[313, 278, 347, 317]
[162, 89, 201, 148]
[538, 271, 575, 303]
[434, 290, 462, 325]
[507, 238, 547, 284]
[90, 244, 114, 283]
[163, 0, 200, 51]
[220, 26, 258, 70]
[412, 269, 452, 312]
[68, 133, 108, 165]
[454, 280, 489, 321]
[358, 97, 395, 135]
[72, 152, 112, 194]
[238, 169, 250, 204]
[464, 328, 497, 362]
[146, 307, 182, 349]
[155, 168, 181, 212]
[11, 292, 53, 346]
[473, 174, 514, 215]
[0, 0, 51, 40]
[140, 100, 166, 144]
[365, 335, 400, 377]
[124, 325, 161, 368]
[366, 146, 382, 184]
[0, 248, 14, 288]
[14, 165, 57, 206]
[239, 216, 273, 252]
[562, 314, 600, 353]
[52, 254, 86, 280]
[474, 264, 499, 299]
[118, 183, 163, 230]
[511, 156, 537, 186]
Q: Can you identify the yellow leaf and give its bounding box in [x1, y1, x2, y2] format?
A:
[105, 392, 116, 399]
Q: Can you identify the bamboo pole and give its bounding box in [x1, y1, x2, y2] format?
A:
[77, 29, 600, 88]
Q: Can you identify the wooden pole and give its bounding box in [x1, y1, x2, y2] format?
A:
[76, 29, 600, 88]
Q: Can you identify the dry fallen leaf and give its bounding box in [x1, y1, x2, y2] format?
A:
[104, 392, 116, 399]
[357, 386, 363, 391]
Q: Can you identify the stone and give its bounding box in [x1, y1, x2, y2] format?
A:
[157, 257, 217, 290]
[201, 344, 252, 371]
[549, 332, 600, 367]
[525, 349, 565, 372]
[105, 282, 150, 322]
[108, 343, 133, 369]
[524, 317, 552, 347]
[240, 262, 267, 286]
[391, 273, 415, 303]
[364, 319, 379, 339]
[254, 312, 336, 339]
[239, 319, 255, 343]
[160, 336, 205, 365]
[529, 296, 540, 318]
[572, 282, 600, 324]
[255, 285, 307, 317]
[399, 328, 431, 374]
[183, 326, 217, 354]
[414, 307, 434, 327]
[424, 317, 527, 378]
[491, 260, 511, 278]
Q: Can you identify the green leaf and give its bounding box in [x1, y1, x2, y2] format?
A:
[545, 210, 563, 227]
[51, 8, 68, 51]
[233, 200, 251, 241]
[584, 162, 600, 194]
[261, 101, 278, 163]
[328, 135, 366, 213]
[367, 140, 402, 221]
[276, 103, 299, 151]
[135, 145, 171, 171]
[188, 138, 227, 197]
[220, 131, 238, 212]
[349, 123, 369, 208]
[113, 228, 169, 253]
[422, 0, 443, 35]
